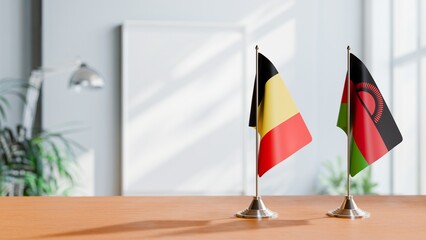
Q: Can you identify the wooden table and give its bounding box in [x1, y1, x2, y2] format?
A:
[1, 196, 425, 239]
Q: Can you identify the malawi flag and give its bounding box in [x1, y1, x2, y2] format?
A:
[249, 53, 311, 177]
[337, 53, 403, 176]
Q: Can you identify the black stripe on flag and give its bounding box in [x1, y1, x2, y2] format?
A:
[350, 53, 403, 150]
[249, 53, 279, 127]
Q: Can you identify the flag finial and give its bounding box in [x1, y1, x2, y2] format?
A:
[347, 45, 351, 51]
[255, 45, 259, 51]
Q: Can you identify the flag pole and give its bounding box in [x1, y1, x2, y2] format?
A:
[327, 46, 369, 219]
[255, 45, 260, 198]
[236, 45, 277, 219]
[346, 45, 351, 198]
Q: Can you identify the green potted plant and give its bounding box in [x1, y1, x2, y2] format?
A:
[0, 79, 81, 196]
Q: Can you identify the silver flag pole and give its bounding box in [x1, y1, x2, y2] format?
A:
[327, 46, 370, 219]
[236, 45, 277, 219]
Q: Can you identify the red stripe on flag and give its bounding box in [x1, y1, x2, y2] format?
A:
[340, 76, 355, 104]
[258, 113, 312, 177]
[353, 94, 388, 164]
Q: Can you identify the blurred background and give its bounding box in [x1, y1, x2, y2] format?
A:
[0, 0, 424, 196]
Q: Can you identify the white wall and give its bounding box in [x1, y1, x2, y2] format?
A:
[42, 0, 363, 195]
[365, 0, 426, 195]
[0, 0, 32, 127]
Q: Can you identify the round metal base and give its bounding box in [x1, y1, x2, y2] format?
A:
[236, 196, 278, 219]
[327, 195, 370, 219]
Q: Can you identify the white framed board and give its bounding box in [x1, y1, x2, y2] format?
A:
[121, 21, 248, 195]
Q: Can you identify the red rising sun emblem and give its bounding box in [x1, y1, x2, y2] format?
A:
[356, 82, 384, 123]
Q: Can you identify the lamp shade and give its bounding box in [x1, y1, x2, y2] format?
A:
[69, 63, 104, 90]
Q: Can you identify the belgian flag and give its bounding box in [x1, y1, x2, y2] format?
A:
[337, 53, 403, 176]
[249, 53, 312, 177]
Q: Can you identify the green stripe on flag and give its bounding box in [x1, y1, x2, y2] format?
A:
[337, 103, 369, 177]
[350, 139, 369, 176]
[337, 103, 347, 133]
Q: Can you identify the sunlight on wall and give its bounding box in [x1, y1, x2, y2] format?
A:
[172, 31, 244, 79]
[241, 0, 293, 31]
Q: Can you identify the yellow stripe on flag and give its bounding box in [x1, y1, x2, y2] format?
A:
[258, 74, 299, 137]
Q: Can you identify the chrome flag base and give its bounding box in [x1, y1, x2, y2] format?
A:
[236, 196, 278, 219]
[327, 195, 370, 219]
